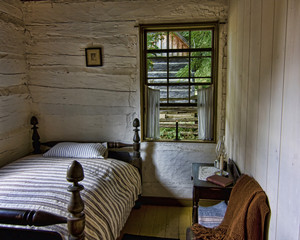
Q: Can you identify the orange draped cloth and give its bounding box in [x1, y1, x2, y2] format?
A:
[191, 174, 270, 240]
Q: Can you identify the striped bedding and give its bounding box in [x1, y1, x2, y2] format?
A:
[0, 154, 142, 240]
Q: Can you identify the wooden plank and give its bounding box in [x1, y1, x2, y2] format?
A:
[0, 130, 30, 167]
[29, 86, 135, 107]
[139, 205, 157, 237]
[0, 74, 27, 88]
[0, 58, 26, 75]
[29, 70, 135, 92]
[26, 37, 137, 57]
[165, 206, 179, 239]
[266, 0, 287, 239]
[238, 0, 251, 173]
[24, 1, 227, 24]
[255, 0, 274, 189]
[38, 114, 133, 143]
[232, 0, 243, 163]
[244, 0, 262, 174]
[151, 206, 167, 238]
[178, 207, 192, 240]
[276, 0, 300, 238]
[119, 205, 193, 239]
[0, 1, 23, 20]
[26, 21, 137, 38]
[0, 24, 24, 54]
[226, 0, 237, 159]
[120, 207, 146, 236]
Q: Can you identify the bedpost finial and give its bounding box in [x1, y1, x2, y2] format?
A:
[31, 116, 41, 154]
[66, 160, 85, 240]
[30, 116, 38, 125]
[66, 160, 84, 183]
[133, 118, 140, 128]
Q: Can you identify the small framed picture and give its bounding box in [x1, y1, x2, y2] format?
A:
[85, 48, 102, 67]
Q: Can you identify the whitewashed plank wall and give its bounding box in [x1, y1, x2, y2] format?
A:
[227, 0, 300, 239]
[22, 0, 228, 198]
[0, 0, 31, 167]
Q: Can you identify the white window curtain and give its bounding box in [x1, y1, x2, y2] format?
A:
[197, 86, 214, 140]
[146, 87, 160, 139]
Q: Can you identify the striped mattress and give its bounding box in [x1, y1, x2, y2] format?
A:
[0, 154, 142, 240]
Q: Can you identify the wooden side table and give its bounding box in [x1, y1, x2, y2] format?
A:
[191, 162, 234, 224]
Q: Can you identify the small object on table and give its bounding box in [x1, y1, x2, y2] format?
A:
[206, 174, 233, 187]
[215, 154, 228, 176]
[214, 159, 219, 168]
[220, 154, 224, 172]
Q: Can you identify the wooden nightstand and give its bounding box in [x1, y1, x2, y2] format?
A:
[191, 162, 237, 224]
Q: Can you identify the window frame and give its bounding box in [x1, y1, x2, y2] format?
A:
[139, 22, 219, 143]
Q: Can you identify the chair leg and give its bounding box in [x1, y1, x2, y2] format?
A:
[186, 227, 195, 240]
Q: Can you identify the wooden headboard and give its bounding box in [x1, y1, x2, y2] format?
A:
[30, 116, 142, 172]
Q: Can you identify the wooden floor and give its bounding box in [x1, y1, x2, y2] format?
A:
[118, 205, 192, 240]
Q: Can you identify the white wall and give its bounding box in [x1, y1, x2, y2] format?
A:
[0, 0, 31, 167]
[226, 0, 300, 239]
[22, 0, 229, 199]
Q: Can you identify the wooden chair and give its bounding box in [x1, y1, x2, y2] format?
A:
[187, 174, 270, 240]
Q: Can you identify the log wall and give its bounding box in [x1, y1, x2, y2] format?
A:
[0, 0, 31, 167]
[22, 0, 228, 198]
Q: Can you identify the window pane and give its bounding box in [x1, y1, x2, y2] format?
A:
[159, 106, 198, 140]
[147, 57, 167, 78]
[169, 85, 189, 103]
[169, 57, 189, 78]
[191, 30, 212, 48]
[147, 32, 167, 50]
[169, 78, 189, 84]
[147, 79, 167, 84]
[169, 31, 189, 49]
[150, 85, 168, 103]
[169, 51, 189, 57]
[190, 85, 198, 104]
[194, 78, 212, 84]
[190, 57, 212, 77]
[192, 51, 212, 57]
[147, 53, 166, 58]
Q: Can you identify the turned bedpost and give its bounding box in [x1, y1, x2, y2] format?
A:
[31, 116, 41, 154]
[66, 161, 85, 240]
[132, 118, 142, 173]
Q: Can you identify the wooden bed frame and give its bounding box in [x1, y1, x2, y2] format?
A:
[0, 116, 142, 240]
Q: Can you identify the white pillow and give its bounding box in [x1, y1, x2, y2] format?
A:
[43, 142, 107, 159]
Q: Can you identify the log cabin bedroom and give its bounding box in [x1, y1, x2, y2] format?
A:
[0, 0, 299, 240]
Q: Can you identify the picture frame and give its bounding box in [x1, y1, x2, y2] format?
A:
[85, 48, 102, 67]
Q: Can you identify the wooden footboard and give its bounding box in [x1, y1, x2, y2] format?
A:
[0, 160, 85, 240]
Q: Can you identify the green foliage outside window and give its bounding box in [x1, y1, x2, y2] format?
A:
[175, 30, 212, 82]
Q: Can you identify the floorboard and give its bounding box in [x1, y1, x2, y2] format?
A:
[118, 205, 192, 240]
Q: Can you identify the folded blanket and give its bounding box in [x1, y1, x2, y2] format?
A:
[191, 174, 270, 240]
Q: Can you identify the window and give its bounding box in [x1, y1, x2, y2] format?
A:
[140, 22, 219, 142]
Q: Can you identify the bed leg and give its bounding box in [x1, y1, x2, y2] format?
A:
[66, 160, 85, 240]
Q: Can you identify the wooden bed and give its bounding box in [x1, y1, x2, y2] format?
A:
[0, 117, 142, 240]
